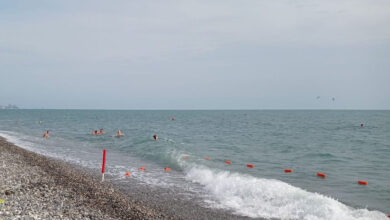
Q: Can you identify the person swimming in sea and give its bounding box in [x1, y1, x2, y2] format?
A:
[92, 130, 99, 135]
[99, 128, 105, 134]
[153, 134, 158, 141]
[43, 130, 50, 138]
[116, 129, 124, 137]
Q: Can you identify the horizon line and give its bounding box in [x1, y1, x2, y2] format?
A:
[5, 108, 390, 111]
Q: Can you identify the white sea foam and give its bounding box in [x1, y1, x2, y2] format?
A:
[0, 131, 37, 152]
[185, 166, 388, 220]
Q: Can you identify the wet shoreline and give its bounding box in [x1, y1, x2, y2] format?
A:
[0, 137, 254, 219]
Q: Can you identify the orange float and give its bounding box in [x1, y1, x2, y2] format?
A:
[225, 160, 232, 164]
[284, 169, 293, 173]
[139, 167, 146, 171]
[358, 180, 368, 185]
[247, 164, 255, 168]
[317, 172, 327, 178]
[205, 157, 211, 160]
[125, 172, 131, 177]
[164, 167, 171, 172]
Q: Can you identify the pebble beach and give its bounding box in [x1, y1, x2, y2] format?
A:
[0, 137, 170, 219]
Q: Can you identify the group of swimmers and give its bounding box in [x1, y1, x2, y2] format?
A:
[92, 128, 124, 137]
[43, 129, 158, 140]
[92, 128, 105, 135]
[43, 129, 126, 138]
[92, 129, 157, 139]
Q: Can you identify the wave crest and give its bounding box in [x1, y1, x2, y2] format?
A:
[185, 166, 387, 220]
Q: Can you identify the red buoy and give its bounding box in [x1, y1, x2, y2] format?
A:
[317, 172, 327, 178]
[247, 164, 255, 168]
[225, 160, 232, 164]
[205, 157, 211, 160]
[139, 167, 146, 171]
[358, 180, 368, 185]
[284, 169, 293, 173]
[164, 167, 171, 172]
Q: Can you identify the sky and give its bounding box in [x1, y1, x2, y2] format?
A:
[1, 0, 390, 109]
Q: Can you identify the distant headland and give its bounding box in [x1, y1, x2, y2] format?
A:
[0, 104, 19, 109]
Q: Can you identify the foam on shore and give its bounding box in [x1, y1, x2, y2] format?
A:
[185, 166, 388, 220]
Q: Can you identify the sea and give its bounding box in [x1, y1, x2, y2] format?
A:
[0, 110, 389, 219]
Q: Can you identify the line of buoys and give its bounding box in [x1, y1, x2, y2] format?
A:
[247, 164, 255, 168]
[358, 180, 368, 185]
[126, 155, 373, 193]
[317, 172, 327, 178]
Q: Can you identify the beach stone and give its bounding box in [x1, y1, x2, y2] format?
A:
[4, 189, 14, 195]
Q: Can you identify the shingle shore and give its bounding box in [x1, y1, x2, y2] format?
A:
[0, 137, 172, 219]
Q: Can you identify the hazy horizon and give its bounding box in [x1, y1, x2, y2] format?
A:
[3, 107, 390, 111]
[1, 0, 389, 110]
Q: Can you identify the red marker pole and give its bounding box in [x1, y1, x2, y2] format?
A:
[101, 149, 107, 182]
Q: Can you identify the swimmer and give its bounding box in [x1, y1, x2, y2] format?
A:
[99, 128, 105, 134]
[43, 130, 50, 138]
[360, 123, 364, 127]
[153, 134, 158, 141]
[92, 130, 99, 135]
[116, 129, 124, 137]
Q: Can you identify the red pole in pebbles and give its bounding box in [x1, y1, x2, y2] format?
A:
[102, 149, 107, 182]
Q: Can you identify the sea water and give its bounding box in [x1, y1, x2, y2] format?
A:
[0, 110, 389, 219]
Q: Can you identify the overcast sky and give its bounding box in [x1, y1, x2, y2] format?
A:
[1, 0, 389, 109]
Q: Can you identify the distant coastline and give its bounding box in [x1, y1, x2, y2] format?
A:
[0, 104, 19, 110]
